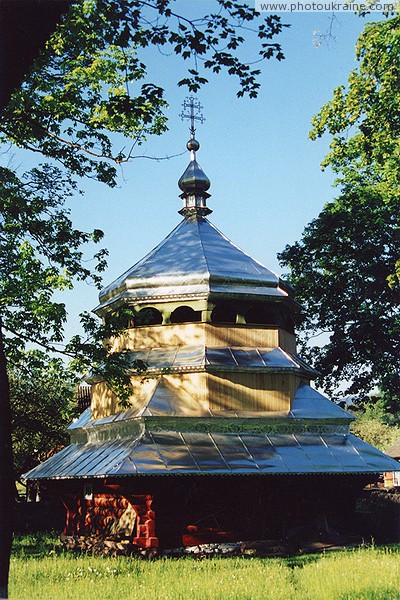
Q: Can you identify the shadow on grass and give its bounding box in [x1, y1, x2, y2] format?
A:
[12, 532, 64, 558]
[12, 532, 400, 566]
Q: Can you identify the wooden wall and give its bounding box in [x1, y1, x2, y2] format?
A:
[207, 372, 296, 412]
[110, 323, 295, 354]
[91, 372, 303, 419]
[90, 322, 301, 419]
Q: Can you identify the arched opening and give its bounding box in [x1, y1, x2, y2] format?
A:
[170, 306, 202, 324]
[211, 304, 237, 324]
[244, 305, 279, 326]
[135, 307, 163, 326]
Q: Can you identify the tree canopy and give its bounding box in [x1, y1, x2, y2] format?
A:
[0, 165, 105, 358]
[279, 15, 400, 412]
[9, 354, 77, 477]
[350, 396, 400, 451]
[0, 4, 288, 594]
[1, 0, 286, 186]
[0, 0, 288, 385]
[0, 163, 136, 394]
[310, 16, 400, 201]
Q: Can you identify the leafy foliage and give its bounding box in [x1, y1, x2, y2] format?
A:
[0, 0, 289, 397]
[279, 16, 400, 411]
[309, 16, 400, 199]
[0, 166, 144, 475]
[349, 395, 400, 452]
[0, 165, 106, 357]
[0, 0, 287, 186]
[66, 307, 147, 404]
[279, 186, 400, 406]
[350, 418, 400, 453]
[9, 354, 77, 476]
[0, 164, 138, 402]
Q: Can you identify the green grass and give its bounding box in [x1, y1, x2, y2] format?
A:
[10, 534, 400, 600]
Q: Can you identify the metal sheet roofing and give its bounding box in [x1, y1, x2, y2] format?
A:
[22, 429, 400, 480]
[123, 346, 317, 375]
[95, 215, 291, 313]
[289, 383, 354, 420]
[68, 382, 352, 425]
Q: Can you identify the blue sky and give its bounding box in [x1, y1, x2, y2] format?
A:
[11, 7, 382, 340]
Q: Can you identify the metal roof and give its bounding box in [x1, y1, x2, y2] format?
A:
[23, 380, 397, 481]
[95, 215, 292, 314]
[23, 126, 398, 487]
[119, 346, 317, 376]
[22, 429, 400, 480]
[290, 383, 354, 420]
[68, 382, 352, 424]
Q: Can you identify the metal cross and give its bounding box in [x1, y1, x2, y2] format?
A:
[179, 96, 205, 136]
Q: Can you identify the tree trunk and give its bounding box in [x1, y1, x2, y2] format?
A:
[0, 319, 14, 599]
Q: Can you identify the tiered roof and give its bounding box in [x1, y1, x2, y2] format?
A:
[23, 114, 399, 483]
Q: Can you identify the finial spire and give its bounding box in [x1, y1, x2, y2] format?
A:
[179, 96, 205, 138]
[178, 96, 211, 217]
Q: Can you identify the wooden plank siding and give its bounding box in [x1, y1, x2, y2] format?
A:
[90, 381, 119, 420]
[91, 377, 158, 420]
[110, 323, 295, 354]
[91, 323, 300, 419]
[91, 372, 303, 419]
[207, 372, 297, 412]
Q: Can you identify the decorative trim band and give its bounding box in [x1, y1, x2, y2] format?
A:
[145, 417, 350, 436]
[70, 416, 350, 443]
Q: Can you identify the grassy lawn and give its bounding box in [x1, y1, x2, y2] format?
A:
[10, 533, 400, 600]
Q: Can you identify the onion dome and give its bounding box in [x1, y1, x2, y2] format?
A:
[178, 136, 212, 217]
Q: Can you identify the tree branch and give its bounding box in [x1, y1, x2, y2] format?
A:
[3, 324, 75, 358]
